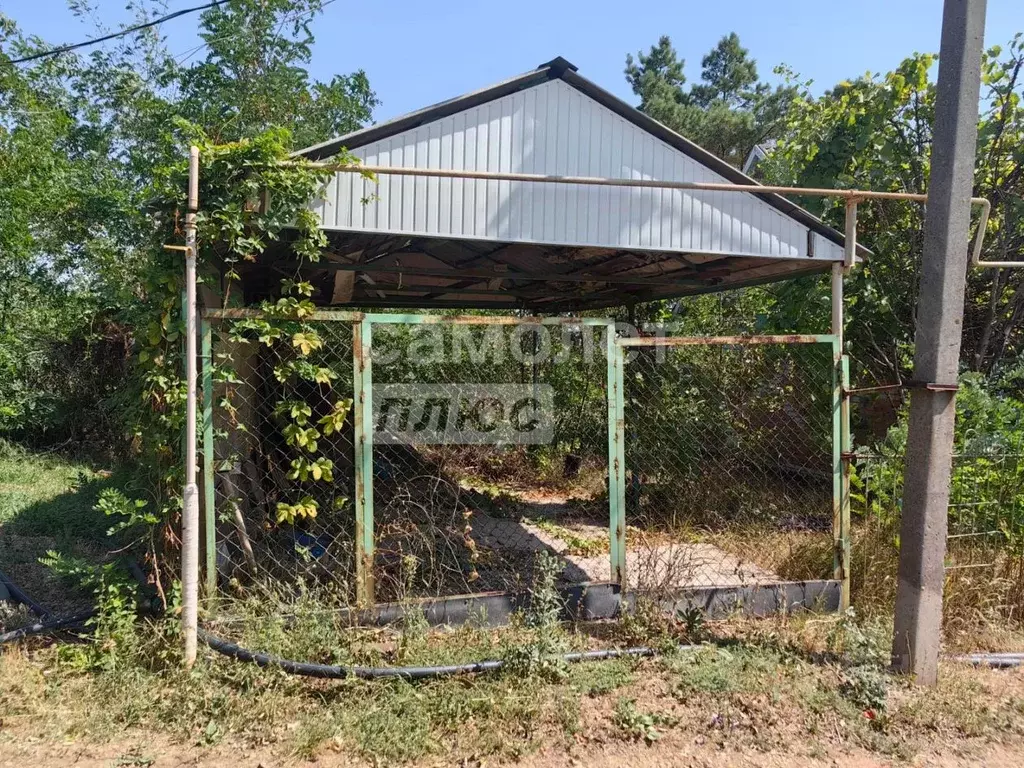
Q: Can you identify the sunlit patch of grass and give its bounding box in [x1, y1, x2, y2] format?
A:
[0, 441, 125, 549]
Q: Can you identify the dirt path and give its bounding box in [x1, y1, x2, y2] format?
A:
[1, 732, 1021, 767]
[473, 489, 778, 589]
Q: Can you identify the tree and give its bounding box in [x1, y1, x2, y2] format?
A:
[0, 0, 378, 442]
[624, 33, 796, 167]
[690, 32, 758, 108]
[761, 41, 1024, 387]
[174, 0, 377, 147]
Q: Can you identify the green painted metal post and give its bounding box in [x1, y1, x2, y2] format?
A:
[606, 325, 627, 587]
[353, 318, 375, 604]
[201, 316, 217, 599]
[831, 339, 846, 607]
[839, 354, 852, 610]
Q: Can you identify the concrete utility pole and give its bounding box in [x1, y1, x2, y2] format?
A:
[892, 0, 987, 684]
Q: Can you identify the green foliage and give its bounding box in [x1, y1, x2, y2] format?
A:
[854, 374, 1024, 542]
[501, 551, 570, 680]
[0, 0, 377, 448]
[612, 697, 676, 744]
[625, 33, 796, 167]
[826, 611, 890, 715]
[96, 488, 160, 537]
[40, 548, 145, 671]
[762, 39, 1024, 381]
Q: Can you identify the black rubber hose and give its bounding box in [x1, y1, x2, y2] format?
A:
[198, 627, 695, 680]
[952, 653, 1024, 668]
[0, 568, 49, 618]
[0, 610, 96, 644]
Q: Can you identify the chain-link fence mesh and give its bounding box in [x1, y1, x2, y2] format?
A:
[208, 315, 358, 601]
[205, 315, 843, 608]
[621, 340, 837, 592]
[853, 450, 1024, 630]
[368, 320, 611, 600]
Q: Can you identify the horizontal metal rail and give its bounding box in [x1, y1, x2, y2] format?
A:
[202, 308, 614, 326]
[616, 334, 836, 347]
[363, 313, 613, 326]
[314, 260, 733, 287]
[287, 161, 996, 270]
[203, 308, 365, 320]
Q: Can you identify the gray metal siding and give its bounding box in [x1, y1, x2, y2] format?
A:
[314, 79, 844, 262]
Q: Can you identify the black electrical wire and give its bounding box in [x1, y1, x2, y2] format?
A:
[198, 627, 695, 680]
[4, 564, 1024, 677]
[10, 1, 230, 65]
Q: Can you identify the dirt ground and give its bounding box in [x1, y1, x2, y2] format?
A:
[1, 706, 1022, 768]
[2, 656, 1022, 768]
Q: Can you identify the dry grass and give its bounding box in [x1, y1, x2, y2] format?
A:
[3, 611, 1024, 766]
[846, 519, 1024, 651]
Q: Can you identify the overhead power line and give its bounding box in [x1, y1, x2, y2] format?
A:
[10, 0, 230, 65]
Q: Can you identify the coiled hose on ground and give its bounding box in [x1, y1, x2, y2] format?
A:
[2, 568, 1023, 676]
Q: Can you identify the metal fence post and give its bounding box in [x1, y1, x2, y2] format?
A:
[201, 315, 217, 599]
[606, 325, 627, 588]
[831, 338, 846, 604]
[839, 354, 852, 610]
[353, 317, 375, 604]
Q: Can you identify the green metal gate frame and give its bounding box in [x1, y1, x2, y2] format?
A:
[200, 311, 851, 608]
[612, 333, 851, 609]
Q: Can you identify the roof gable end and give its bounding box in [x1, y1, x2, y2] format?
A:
[298, 58, 858, 256]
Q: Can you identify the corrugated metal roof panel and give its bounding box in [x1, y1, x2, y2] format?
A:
[312, 78, 845, 263]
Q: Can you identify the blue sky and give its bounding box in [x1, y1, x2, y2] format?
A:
[7, 0, 1024, 125]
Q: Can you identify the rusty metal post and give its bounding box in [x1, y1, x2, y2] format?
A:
[201, 315, 217, 599]
[353, 317, 375, 604]
[831, 263, 852, 609]
[839, 355, 852, 609]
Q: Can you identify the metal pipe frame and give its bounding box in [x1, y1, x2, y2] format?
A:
[607, 326, 627, 586]
[616, 331, 848, 607]
[200, 310, 846, 611]
[201, 316, 217, 600]
[353, 317, 375, 604]
[617, 334, 834, 347]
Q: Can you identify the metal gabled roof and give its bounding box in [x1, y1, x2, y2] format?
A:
[296, 56, 861, 258]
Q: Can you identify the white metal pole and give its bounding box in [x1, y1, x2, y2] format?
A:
[182, 145, 200, 666]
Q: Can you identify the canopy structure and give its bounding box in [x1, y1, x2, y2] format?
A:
[250, 57, 862, 311]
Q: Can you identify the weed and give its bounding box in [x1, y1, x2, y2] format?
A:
[570, 656, 636, 696]
[670, 645, 785, 697]
[612, 697, 676, 744]
[502, 551, 570, 680]
[826, 610, 890, 715]
[531, 518, 607, 557]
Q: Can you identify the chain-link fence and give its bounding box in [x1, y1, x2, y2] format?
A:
[202, 313, 846, 610]
[853, 450, 1024, 629]
[367, 318, 612, 601]
[620, 336, 839, 593]
[205, 312, 358, 601]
